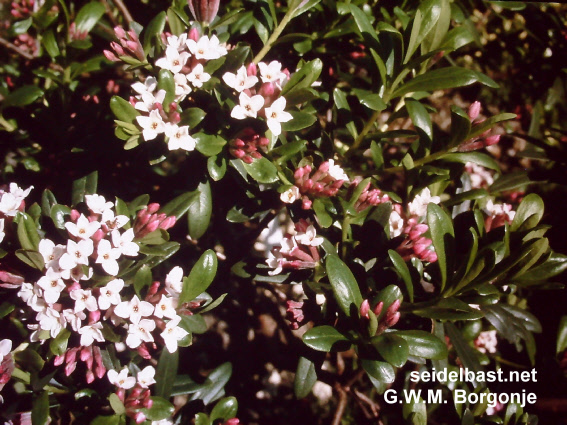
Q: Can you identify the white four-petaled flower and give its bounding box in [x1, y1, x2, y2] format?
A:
[137, 365, 156, 388]
[65, 214, 101, 240]
[222, 66, 258, 92]
[161, 316, 189, 353]
[165, 124, 196, 152]
[107, 367, 136, 389]
[136, 110, 166, 141]
[96, 239, 122, 275]
[98, 278, 125, 310]
[231, 92, 264, 120]
[114, 295, 154, 324]
[264, 97, 292, 136]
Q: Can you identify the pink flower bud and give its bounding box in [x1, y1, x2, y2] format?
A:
[137, 344, 151, 359]
[114, 26, 126, 39]
[134, 412, 146, 424]
[65, 361, 77, 376]
[247, 62, 257, 76]
[188, 28, 200, 41]
[127, 29, 138, 42]
[373, 301, 384, 317]
[147, 203, 160, 214]
[484, 134, 500, 146]
[70, 209, 81, 222]
[468, 101, 481, 121]
[224, 419, 240, 425]
[86, 369, 95, 383]
[125, 40, 139, 53]
[187, 0, 220, 23]
[89, 309, 101, 323]
[54, 354, 65, 366]
[143, 397, 153, 408]
[385, 311, 400, 327]
[302, 198, 312, 210]
[360, 299, 370, 319]
[103, 50, 120, 62]
[66, 347, 78, 363]
[159, 216, 176, 230]
[80, 347, 91, 362]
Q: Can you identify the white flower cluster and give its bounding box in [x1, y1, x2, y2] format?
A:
[407, 188, 441, 218]
[108, 365, 156, 389]
[134, 32, 227, 150]
[0, 183, 33, 243]
[223, 61, 292, 136]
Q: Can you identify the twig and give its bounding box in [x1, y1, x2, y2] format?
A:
[112, 0, 133, 24]
[101, 0, 120, 27]
[0, 36, 35, 61]
[331, 384, 348, 425]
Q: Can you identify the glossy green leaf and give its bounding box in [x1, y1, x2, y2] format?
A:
[395, 330, 448, 360]
[294, 356, 317, 398]
[108, 393, 125, 415]
[72, 171, 98, 205]
[281, 59, 322, 96]
[141, 397, 174, 421]
[422, 0, 450, 53]
[405, 0, 442, 62]
[49, 328, 71, 356]
[195, 133, 227, 156]
[360, 359, 395, 384]
[142, 12, 166, 54]
[159, 191, 198, 219]
[42, 29, 60, 58]
[10, 16, 32, 35]
[16, 212, 40, 251]
[413, 298, 484, 320]
[134, 265, 152, 297]
[557, 316, 567, 355]
[348, 4, 378, 44]
[403, 395, 427, 425]
[489, 171, 531, 193]
[448, 106, 471, 147]
[302, 326, 351, 352]
[372, 285, 403, 321]
[190, 362, 232, 405]
[427, 203, 454, 291]
[514, 253, 567, 283]
[31, 391, 49, 425]
[180, 249, 217, 304]
[207, 155, 227, 181]
[392, 68, 494, 98]
[242, 157, 279, 183]
[510, 193, 544, 232]
[210, 397, 238, 423]
[90, 415, 122, 425]
[75, 2, 105, 34]
[441, 26, 475, 52]
[325, 254, 363, 317]
[157, 69, 175, 111]
[15, 249, 44, 270]
[3, 86, 44, 108]
[155, 349, 179, 399]
[467, 113, 516, 139]
[187, 180, 212, 239]
[110, 96, 140, 123]
[281, 111, 317, 132]
[353, 89, 387, 111]
[445, 323, 483, 387]
[313, 198, 333, 228]
[406, 98, 432, 140]
[372, 334, 409, 367]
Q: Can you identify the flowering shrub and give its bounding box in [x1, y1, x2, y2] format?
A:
[1, 0, 567, 424]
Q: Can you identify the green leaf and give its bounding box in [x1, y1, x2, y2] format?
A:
[157, 69, 175, 111]
[242, 157, 279, 183]
[195, 133, 227, 156]
[395, 330, 448, 360]
[510, 193, 544, 232]
[406, 98, 432, 140]
[360, 359, 395, 384]
[155, 349, 179, 399]
[210, 397, 238, 423]
[90, 415, 122, 425]
[427, 203, 454, 291]
[42, 29, 60, 58]
[405, 0, 442, 62]
[443, 152, 500, 171]
[134, 265, 152, 297]
[187, 180, 212, 239]
[31, 391, 49, 425]
[180, 108, 206, 128]
[281, 111, 317, 132]
[448, 106, 471, 147]
[294, 356, 317, 398]
[72, 171, 98, 205]
[313, 198, 333, 228]
[167, 8, 186, 35]
[348, 4, 378, 44]
[142, 12, 166, 54]
[110, 96, 139, 123]
[190, 362, 232, 405]
[388, 250, 414, 302]
[108, 393, 125, 415]
[392, 68, 493, 98]
[489, 171, 532, 193]
[422, 0, 450, 54]
[11, 16, 32, 35]
[195, 413, 209, 425]
[207, 155, 227, 181]
[16, 212, 40, 251]
[371, 285, 403, 321]
[159, 191, 198, 219]
[3, 86, 44, 108]
[75, 2, 105, 34]
[325, 254, 363, 317]
[557, 316, 567, 355]
[353, 89, 387, 111]
[49, 328, 71, 356]
[514, 253, 567, 283]
[281, 59, 322, 97]
[16, 249, 44, 270]
[441, 26, 475, 52]
[41, 189, 57, 217]
[302, 326, 351, 352]
[180, 249, 217, 304]
[445, 323, 483, 388]
[413, 298, 484, 320]
[141, 397, 175, 421]
[467, 113, 516, 140]
[372, 334, 409, 367]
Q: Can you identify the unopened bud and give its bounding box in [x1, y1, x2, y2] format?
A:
[114, 26, 126, 39]
[360, 299, 370, 319]
[468, 101, 481, 121]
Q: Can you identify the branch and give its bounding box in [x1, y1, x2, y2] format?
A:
[112, 0, 133, 24]
[0, 36, 35, 61]
[331, 384, 348, 425]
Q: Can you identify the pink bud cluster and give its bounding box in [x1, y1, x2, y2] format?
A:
[54, 345, 105, 383]
[117, 386, 154, 424]
[359, 298, 401, 334]
[68, 22, 88, 41]
[13, 33, 38, 57]
[286, 300, 305, 330]
[395, 218, 438, 263]
[457, 101, 501, 152]
[348, 177, 390, 212]
[293, 162, 346, 209]
[266, 219, 323, 275]
[103, 26, 145, 63]
[133, 203, 177, 238]
[229, 127, 269, 163]
[10, 0, 34, 18]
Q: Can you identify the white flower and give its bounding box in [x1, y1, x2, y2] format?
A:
[266, 252, 283, 276]
[231, 92, 264, 119]
[280, 186, 300, 204]
[70, 289, 98, 312]
[165, 266, 184, 296]
[136, 110, 166, 141]
[389, 209, 405, 238]
[151, 420, 174, 425]
[85, 194, 113, 214]
[137, 365, 156, 388]
[38, 239, 66, 270]
[160, 316, 189, 353]
[98, 279, 124, 310]
[37, 307, 65, 338]
[166, 33, 188, 51]
[165, 124, 196, 151]
[222, 66, 258, 92]
[0, 184, 32, 216]
[108, 367, 136, 389]
[187, 63, 211, 88]
[101, 209, 129, 231]
[295, 225, 323, 247]
[264, 97, 293, 136]
[62, 309, 86, 332]
[135, 89, 166, 113]
[186, 35, 227, 60]
[476, 330, 498, 354]
[114, 295, 154, 324]
[484, 200, 516, 222]
[408, 188, 441, 218]
[78, 322, 105, 346]
[65, 214, 101, 240]
[112, 228, 139, 257]
[69, 265, 93, 282]
[0, 219, 4, 244]
[155, 46, 190, 74]
[0, 339, 12, 363]
[37, 268, 66, 304]
[153, 295, 178, 319]
[96, 239, 122, 276]
[174, 73, 192, 101]
[327, 159, 348, 181]
[132, 77, 157, 97]
[126, 319, 156, 348]
[59, 239, 94, 270]
[258, 61, 286, 85]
